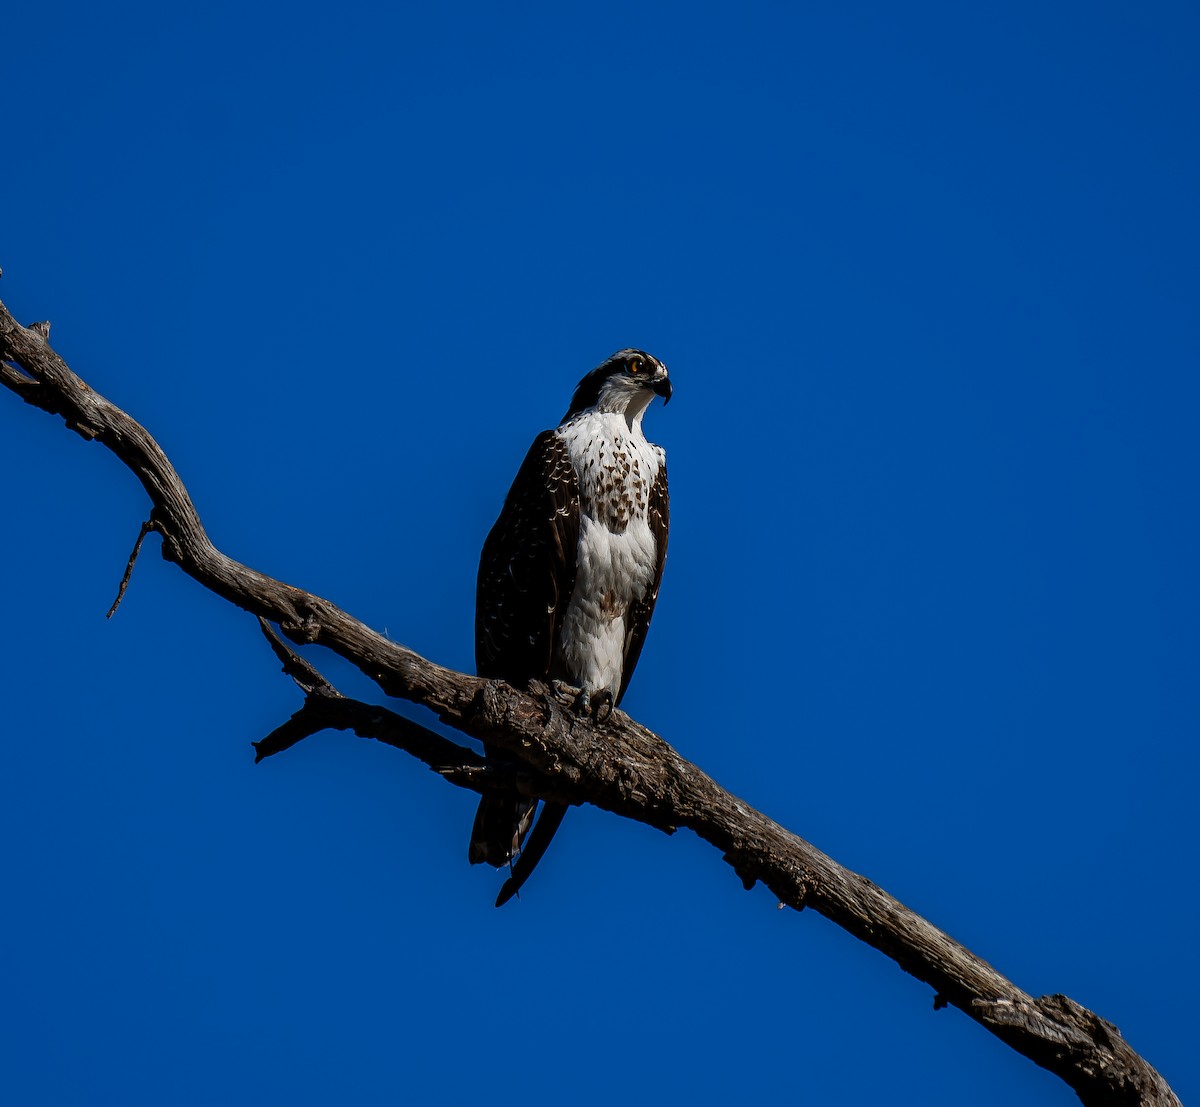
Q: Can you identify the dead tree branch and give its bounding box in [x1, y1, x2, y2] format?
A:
[0, 293, 1180, 1107]
[106, 516, 156, 617]
[252, 618, 540, 797]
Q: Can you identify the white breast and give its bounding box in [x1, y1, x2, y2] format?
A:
[554, 412, 664, 697]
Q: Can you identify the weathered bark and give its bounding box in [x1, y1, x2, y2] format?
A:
[0, 292, 1180, 1107]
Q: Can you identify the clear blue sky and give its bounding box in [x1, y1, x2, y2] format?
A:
[3, 2, 1196, 1104]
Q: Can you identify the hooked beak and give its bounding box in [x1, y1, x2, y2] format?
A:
[652, 375, 673, 405]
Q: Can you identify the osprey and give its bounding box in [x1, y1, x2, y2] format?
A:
[470, 348, 672, 905]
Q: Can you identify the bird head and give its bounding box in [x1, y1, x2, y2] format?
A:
[562, 349, 672, 426]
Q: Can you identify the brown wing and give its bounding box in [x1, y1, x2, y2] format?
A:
[616, 454, 669, 707]
[471, 431, 579, 870]
[476, 429, 580, 684]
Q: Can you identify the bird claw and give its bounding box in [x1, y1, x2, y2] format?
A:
[552, 682, 614, 722]
[591, 690, 614, 722]
[570, 687, 613, 722]
[551, 679, 578, 701]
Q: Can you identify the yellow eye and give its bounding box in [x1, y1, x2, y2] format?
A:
[629, 359, 642, 374]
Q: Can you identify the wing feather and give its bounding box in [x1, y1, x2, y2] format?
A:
[617, 455, 669, 707]
[471, 430, 580, 869]
[475, 430, 580, 682]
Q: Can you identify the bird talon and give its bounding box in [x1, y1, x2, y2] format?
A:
[551, 679, 580, 702]
[570, 688, 614, 721]
[591, 690, 614, 722]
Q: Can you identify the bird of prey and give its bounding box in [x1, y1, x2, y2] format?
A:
[470, 349, 672, 905]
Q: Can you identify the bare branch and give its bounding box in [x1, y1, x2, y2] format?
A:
[252, 618, 479, 772]
[106, 517, 156, 617]
[258, 616, 338, 697]
[0, 295, 1180, 1107]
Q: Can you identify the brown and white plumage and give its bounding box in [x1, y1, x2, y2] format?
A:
[470, 348, 672, 904]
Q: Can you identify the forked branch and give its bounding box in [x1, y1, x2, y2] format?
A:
[0, 293, 1179, 1107]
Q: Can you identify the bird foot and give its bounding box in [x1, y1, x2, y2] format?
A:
[592, 690, 614, 722]
[550, 679, 579, 701]
[572, 688, 614, 723]
[551, 682, 614, 722]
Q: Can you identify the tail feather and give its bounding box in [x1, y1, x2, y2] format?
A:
[495, 803, 568, 907]
[468, 792, 536, 867]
